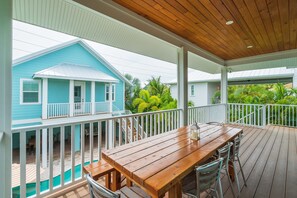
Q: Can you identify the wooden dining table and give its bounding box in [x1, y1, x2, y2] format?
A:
[102, 123, 243, 198]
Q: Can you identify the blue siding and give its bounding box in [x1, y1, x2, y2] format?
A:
[85, 81, 91, 102]
[95, 82, 105, 102]
[13, 43, 125, 121]
[48, 79, 69, 103]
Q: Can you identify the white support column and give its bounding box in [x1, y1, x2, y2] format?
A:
[109, 83, 113, 113]
[69, 80, 74, 117]
[42, 78, 48, 119]
[42, 129, 48, 168]
[293, 68, 297, 88]
[177, 47, 188, 126]
[91, 81, 96, 115]
[220, 67, 228, 104]
[0, 0, 12, 197]
[221, 67, 228, 123]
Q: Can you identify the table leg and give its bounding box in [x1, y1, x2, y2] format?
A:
[105, 173, 111, 189]
[111, 170, 121, 191]
[168, 182, 182, 198]
[126, 178, 132, 187]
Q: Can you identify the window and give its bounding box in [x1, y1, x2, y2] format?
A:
[20, 79, 41, 104]
[190, 85, 195, 96]
[105, 84, 115, 101]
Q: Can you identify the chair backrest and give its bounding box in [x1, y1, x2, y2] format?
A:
[231, 133, 243, 158]
[86, 174, 119, 198]
[195, 158, 224, 195]
[206, 122, 223, 126]
[217, 142, 233, 168]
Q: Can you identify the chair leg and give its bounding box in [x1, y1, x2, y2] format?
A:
[237, 157, 247, 187]
[226, 169, 236, 198]
[232, 161, 240, 194]
[217, 178, 223, 198]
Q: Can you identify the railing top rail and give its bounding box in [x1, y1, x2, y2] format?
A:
[266, 104, 297, 107]
[48, 103, 70, 105]
[188, 103, 226, 109]
[12, 108, 182, 132]
[228, 103, 297, 107]
[228, 103, 265, 106]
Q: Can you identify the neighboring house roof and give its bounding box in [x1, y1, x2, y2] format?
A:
[13, 39, 132, 85]
[33, 63, 119, 83]
[167, 67, 295, 84]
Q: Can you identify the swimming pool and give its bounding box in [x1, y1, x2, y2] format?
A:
[12, 161, 93, 198]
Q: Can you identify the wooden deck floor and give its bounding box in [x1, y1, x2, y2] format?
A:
[54, 125, 297, 198]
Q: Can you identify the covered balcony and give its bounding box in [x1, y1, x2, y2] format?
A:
[1, 0, 297, 198]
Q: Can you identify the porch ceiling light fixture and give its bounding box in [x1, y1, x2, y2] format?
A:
[247, 45, 253, 49]
[226, 20, 234, 25]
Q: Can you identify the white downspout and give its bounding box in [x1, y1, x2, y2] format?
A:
[108, 83, 113, 148]
[42, 78, 48, 119]
[91, 81, 95, 115]
[69, 80, 74, 117]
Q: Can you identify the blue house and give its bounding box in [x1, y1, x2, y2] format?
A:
[12, 39, 130, 165]
[12, 39, 129, 126]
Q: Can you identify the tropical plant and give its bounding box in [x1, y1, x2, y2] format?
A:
[132, 90, 161, 112]
[124, 74, 141, 113]
[211, 83, 297, 105]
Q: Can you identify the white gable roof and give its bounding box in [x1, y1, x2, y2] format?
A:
[13, 39, 132, 85]
[33, 63, 118, 83]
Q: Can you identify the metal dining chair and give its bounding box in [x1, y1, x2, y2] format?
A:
[182, 158, 224, 198]
[86, 174, 151, 198]
[216, 142, 236, 198]
[86, 173, 120, 198]
[230, 133, 247, 193]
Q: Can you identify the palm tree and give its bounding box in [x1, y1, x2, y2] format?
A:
[132, 90, 161, 113]
[124, 74, 141, 112]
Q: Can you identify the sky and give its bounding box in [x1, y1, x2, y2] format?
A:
[13, 20, 194, 86]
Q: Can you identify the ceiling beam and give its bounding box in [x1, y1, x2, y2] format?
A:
[226, 49, 297, 71]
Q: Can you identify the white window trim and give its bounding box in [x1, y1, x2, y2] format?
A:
[105, 84, 116, 102]
[190, 84, 195, 97]
[20, 78, 41, 105]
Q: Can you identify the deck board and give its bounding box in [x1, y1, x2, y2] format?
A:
[55, 125, 297, 198]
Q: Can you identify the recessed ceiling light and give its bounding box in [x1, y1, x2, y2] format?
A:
[247, 45, 253, 48]
[226, 20, 234, 25]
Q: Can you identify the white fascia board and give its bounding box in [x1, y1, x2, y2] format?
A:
[33, 74, 119, 83]
[72, 0, 225, 66]
[226, 49, 297, 67]
[168, 73, 294, 84]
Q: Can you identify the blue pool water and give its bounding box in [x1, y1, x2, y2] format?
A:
[12, 161, 94, 198]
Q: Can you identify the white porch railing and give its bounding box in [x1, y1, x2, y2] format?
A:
[47, 102, 113, 118]
[73, 102, 92, 116]
[188, 104, 226, 125]
[227, 103, 265, 127]
[266, 104, 297, 127]
[47, 103, 70, 118]
[11, 108, 182, 198]
[227, 103, 297, 128]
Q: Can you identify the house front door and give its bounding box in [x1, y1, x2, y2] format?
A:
[74, 82, 85, 113]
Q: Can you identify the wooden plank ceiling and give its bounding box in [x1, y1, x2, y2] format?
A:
[113, 0, 297, 60]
